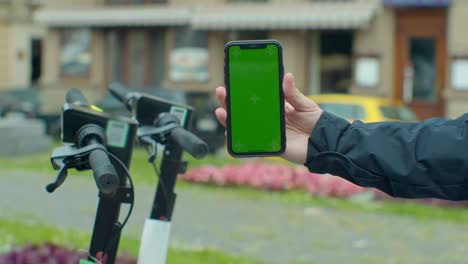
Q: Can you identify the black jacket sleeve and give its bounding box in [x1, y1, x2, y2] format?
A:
[304, 111, 468, 201]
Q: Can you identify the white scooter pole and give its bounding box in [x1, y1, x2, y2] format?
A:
[137, 219, 172, 264]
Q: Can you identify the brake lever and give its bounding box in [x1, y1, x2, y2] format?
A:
[140, 136, 158, 163]
[46, 143, 108, 193]
[137, 124, 178, 163]
[46, 164, 69, 193]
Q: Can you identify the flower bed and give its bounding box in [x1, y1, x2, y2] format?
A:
[180, 161, 367, 198]
[0, 243, 135, 264]
[180, 161, 468, 207]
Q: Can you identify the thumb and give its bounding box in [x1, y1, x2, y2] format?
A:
[283, 72, 318, 111]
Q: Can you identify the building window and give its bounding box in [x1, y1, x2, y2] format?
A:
[320, 32, 352, 93]
[149, 30, 166, 87]
[169, 27, 209, 82]
[228, 31, 269, 41]
[127, 31, 147, 88]
[107, 0, 167, 4]
[107, 29, 166, 88]
[108, 0, 129, 4]
[60, 29, 91, 77]
[312, 0, 352, 2]
[108, 31, 124, 83]
[229, 0, 267, 2]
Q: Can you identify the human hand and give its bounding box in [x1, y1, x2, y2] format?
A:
[214, 72, 323, 164]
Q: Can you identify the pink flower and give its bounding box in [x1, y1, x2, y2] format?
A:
[181, 162, 371, 199]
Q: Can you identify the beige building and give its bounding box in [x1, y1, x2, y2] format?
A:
[0, 0, 45, 90]
[34, 0, 468, 118]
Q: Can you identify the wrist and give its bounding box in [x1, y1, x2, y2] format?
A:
[305, 111, 350, 164]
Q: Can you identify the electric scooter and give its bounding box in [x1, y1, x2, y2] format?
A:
[108, 83, 209, 264]
[46, 89, 138, 264]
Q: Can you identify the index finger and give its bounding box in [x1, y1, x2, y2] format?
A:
[215, 86, 227, 109]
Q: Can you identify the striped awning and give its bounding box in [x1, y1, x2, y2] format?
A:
[34, 7, 190, 27]
[34, 1, 379, 30]
[192, 2, 379, 30]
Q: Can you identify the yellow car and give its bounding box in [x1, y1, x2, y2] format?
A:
[309, 94, 417, 123]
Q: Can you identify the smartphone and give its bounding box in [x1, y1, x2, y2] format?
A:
[224, 40, 285, 157]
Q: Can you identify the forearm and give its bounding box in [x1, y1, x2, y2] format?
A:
[305, 111, 468, 201]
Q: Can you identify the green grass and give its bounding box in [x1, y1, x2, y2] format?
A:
[2, 147, 468, 223]
[0, 151, 52, 172]
[0, 217, 262, 264]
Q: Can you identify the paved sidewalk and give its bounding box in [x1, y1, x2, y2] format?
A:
[1, 170, 468, 264]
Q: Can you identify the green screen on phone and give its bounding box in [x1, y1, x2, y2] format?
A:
[227, 43, 283, 155]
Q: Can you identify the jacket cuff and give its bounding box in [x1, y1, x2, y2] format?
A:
[305, 111, 350, 165]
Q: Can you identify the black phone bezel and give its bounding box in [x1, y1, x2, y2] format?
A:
[224, 39, 286, 158]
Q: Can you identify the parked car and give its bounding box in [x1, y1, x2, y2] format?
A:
[310, 94, 417, 122]
[97, 87, 225, 153]
[0, 89, 38, 119]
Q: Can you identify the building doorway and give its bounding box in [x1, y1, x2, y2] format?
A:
[320, 32, 353, 94]
[31, 39, 42, 85]
[395, 9, 447, 119]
